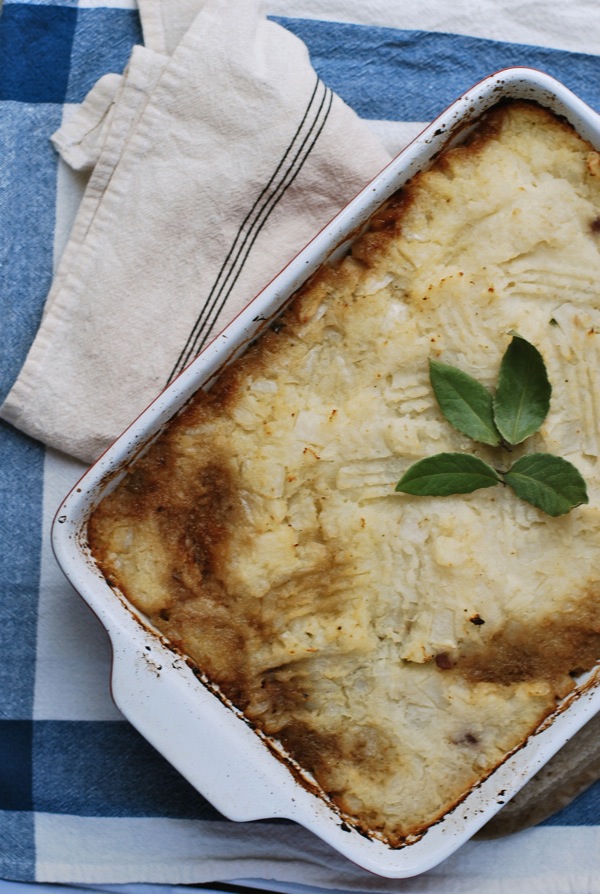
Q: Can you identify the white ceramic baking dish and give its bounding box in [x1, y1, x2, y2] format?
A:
[52, 67, 600, 878]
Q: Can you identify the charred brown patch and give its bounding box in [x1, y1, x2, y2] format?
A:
[255, 670, 315, 722]
[276, 720, 397, 790]
[451, 730, 480, 747]
[351, 191, 413, 266]
[88, 434, 249, 687]
[368, 190, 413, 233]
[277, 721, 342, 778]
[177, 463, 237, 571]
[455, 590, 600, 689]
[117, 439, 171, 504]
[343, 724, 399, 778]
[159, 591, 251, 706]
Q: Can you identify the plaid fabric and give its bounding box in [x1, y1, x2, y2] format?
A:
[1, 1, 600, 890]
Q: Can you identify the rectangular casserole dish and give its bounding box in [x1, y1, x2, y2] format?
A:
[52, 67, 600, 878]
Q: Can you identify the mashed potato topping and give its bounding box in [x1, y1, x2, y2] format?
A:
[88, 101, 600, 844]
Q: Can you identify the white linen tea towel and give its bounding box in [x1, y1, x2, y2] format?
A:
[0, 0, 390, 463]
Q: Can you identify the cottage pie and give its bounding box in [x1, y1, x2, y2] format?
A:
[88, 101, 600, 845]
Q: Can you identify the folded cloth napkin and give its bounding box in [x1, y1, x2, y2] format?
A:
[0, 0, 390, 463]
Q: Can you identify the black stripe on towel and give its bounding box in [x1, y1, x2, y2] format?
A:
[167, 75, 334, 384]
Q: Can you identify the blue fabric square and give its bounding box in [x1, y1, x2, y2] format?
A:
[0, 425, 45, 720]
[0, 5, 77, 103]
[65, 7, 142, 103]
[32, 721, 224, 820]
[0, 722, 33, 811]
[0, 102, 63, 399]
[4, 0, 78, 6]
[0, 811, 35, 880]
[0, 60, 60, 725]
[275, 18, 600, 121]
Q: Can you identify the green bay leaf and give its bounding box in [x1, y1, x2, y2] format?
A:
[493, 334, 552, 446]
[395, 452, 501, 497]
[429, 359, 500, 446]
[504, 453, 589, 516]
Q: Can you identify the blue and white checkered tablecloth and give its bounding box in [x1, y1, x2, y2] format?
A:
[1, 1, 600, 891]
